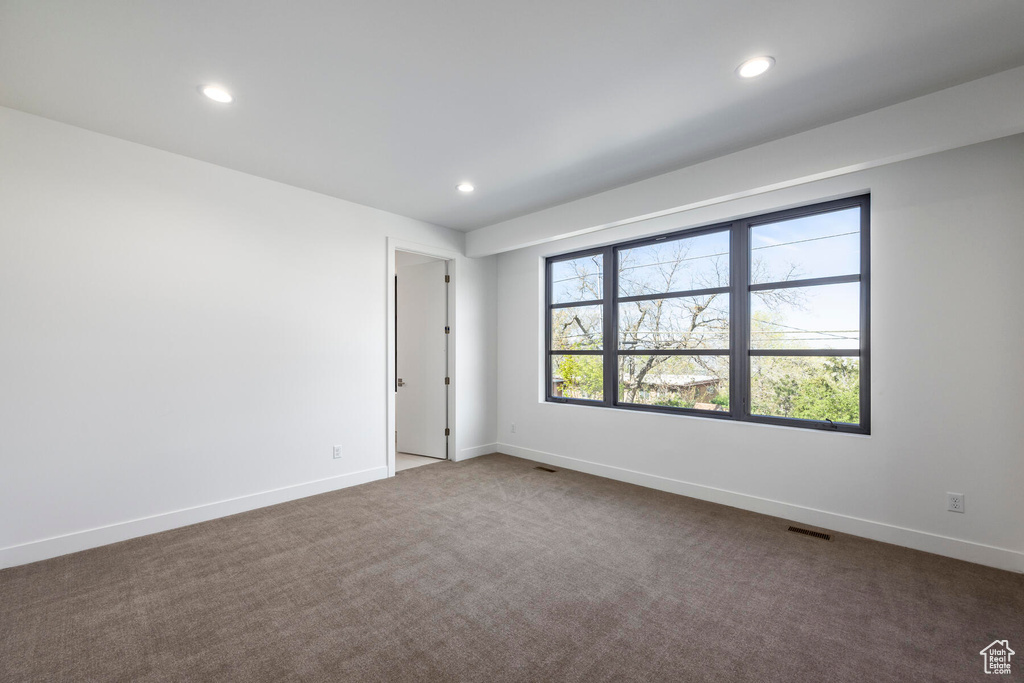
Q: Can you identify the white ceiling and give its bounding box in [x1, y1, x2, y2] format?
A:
[3, 1, 1024, 232]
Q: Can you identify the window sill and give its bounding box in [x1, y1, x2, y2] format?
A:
[541, 397, 871, 437]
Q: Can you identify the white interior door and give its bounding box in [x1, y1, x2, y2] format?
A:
[396, 258, 447, 459]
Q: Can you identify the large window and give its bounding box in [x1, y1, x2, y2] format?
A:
[545, 195, 870, 434]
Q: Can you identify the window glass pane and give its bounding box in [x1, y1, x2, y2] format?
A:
[551, 355, 603, 400]
[551, 254, 603, 304]
[551, 304, 603, 351]
[618, 355, 729, 410]
[751, 282, 859, 350]
[619, 295, 729, 351]
[751, 207, 860, 285]
[750, 356, 860, 424]
[619, 230, 729, 297]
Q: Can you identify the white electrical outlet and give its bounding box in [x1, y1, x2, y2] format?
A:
[947, 492, 965, 513]
[333, 445, 343, 459]
[511, 423, 517, 433]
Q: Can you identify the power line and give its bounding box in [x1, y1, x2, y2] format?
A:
[752, 231, 858, 251]
[619, 251, 728, 273]
[553, 230, 858, 286]
[756, 318, 857, 341]
[551, 273, 603, 285]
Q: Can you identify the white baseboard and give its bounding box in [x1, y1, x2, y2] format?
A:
[456, 443, 498, 461]
[497, 443, 1024, 574]
[0, 466, 388, 569]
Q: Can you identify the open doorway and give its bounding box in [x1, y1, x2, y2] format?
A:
[394, 250, 450, 472]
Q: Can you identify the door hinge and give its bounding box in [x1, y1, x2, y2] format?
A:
[444, 377, 450, 385]
[445, 428, 450, 436]
[444, 326, 450, 334]
[444, 275, 450, 283]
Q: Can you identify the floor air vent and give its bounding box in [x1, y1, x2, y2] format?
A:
[534, 466, 557, 473]
[787, 526, 832, 541]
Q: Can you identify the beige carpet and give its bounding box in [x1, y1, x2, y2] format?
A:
[1, 454, 1020, 682]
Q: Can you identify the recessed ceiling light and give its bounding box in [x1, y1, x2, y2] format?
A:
[736, 56, 775, 79]
[457, 182, 475, 193]
[200, 85, 234, 103]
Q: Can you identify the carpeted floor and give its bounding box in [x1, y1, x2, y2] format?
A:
[1, 453, 1020, 682]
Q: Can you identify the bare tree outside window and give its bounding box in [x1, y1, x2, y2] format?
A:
[617, 232, 729, 407]
[614, 230, 802, 410]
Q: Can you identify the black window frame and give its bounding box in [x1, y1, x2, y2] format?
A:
[545, 194, 870, 435]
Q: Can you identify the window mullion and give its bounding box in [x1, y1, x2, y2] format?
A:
[859, 195, 872, 433]
[545, 258, 553, 400]
[749, 273, 859, 292]
[732, 220, 750, 421]
[604, 245, 617, 406]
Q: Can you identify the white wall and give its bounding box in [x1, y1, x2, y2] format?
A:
[495, 135, 1024, 572]
[452, 253, 498, 459]
[0, 106, 497, 567]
